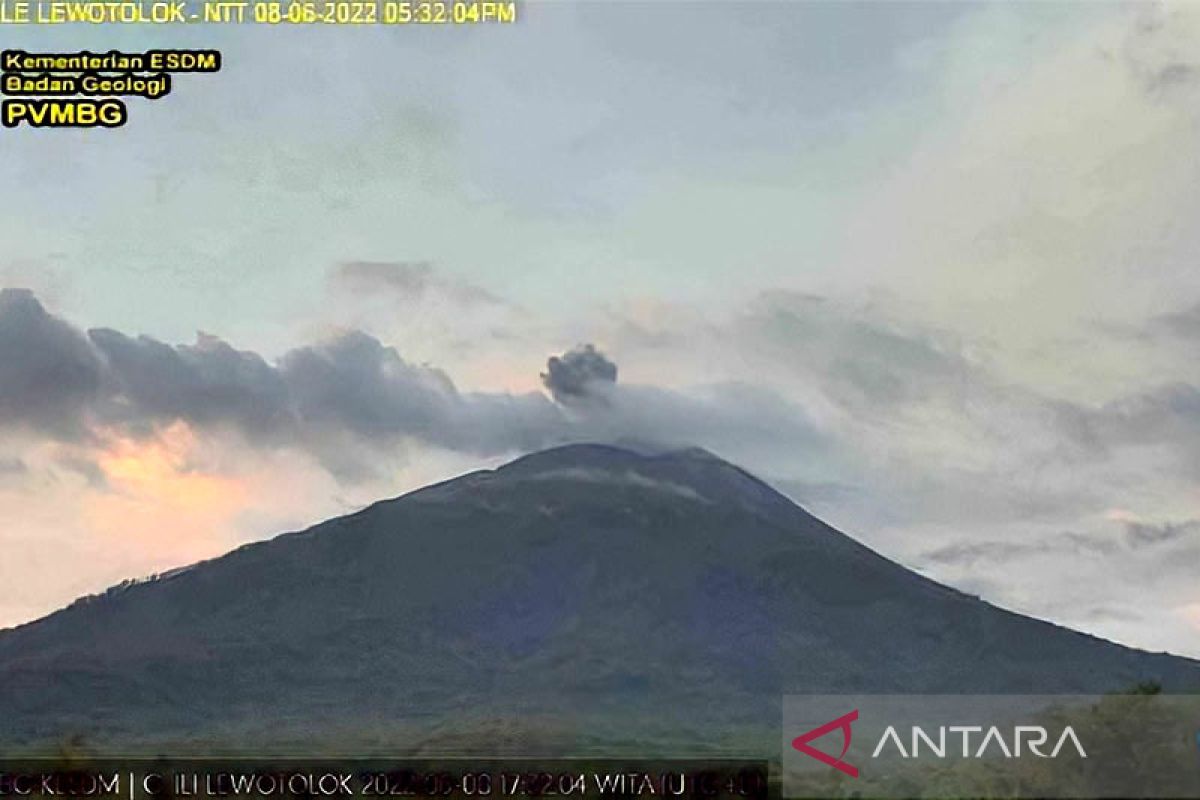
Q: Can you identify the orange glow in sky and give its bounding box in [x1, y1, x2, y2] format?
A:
[83, 422, 251, 564]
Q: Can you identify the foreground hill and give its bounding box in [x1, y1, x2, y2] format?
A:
[1, 444, 1197, 754]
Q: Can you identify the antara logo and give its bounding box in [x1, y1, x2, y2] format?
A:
[791, 710, 1087, 779]
[791, 709, 860, 778]
[872, 724, 1087, 759]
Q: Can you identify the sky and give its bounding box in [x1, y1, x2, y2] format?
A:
[3, 1, 1200, 658]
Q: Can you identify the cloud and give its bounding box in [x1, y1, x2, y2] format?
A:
[275, 331, 457, 439]
[1123, 519, 1200, 549]
[1143, 61, 1199, 95]
[87, 324, 572, 477]
[54, 454, 110, 490]
[330, 261, 504, 307]
[277, 330, 567, 467]
[0, 456, 27, 488]
[0, 289, 104, 439]
[1082, 383, 1200, 470]
[1123, 5, 1200, 99]
[321, 261, 532, 393]
[88, 328, 292, 438]
[1150, 302, 1200, 340]
[0, 291, 828, 483]
[1078, 606, 1143, 624]
[540, 344, 618, 404]
[730, 290, 976, 415]
[581, 381, 828, 465]
[0, 456, 26, 475]
[921, 531, 1118, 568]
[3, 289, 557, 472]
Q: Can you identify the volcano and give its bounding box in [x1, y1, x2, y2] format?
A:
[1, 444, 1197, 754]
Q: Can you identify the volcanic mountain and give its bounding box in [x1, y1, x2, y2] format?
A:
[1, 444, 1197, 754]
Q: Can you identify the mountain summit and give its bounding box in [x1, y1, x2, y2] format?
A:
[2, 443, 1197, 753]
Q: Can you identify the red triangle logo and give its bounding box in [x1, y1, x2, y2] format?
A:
[791, 709, 860, 778]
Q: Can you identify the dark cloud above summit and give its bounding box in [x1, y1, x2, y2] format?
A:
[277, 330, 568, 458]
[0, 289, 564, 465]
[541, 344, 618, 403]
[0, 291, 826, 482]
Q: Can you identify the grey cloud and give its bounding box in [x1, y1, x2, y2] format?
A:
[280, 331, 457, 441]
[728, 291, 1200, 516]
[593, 289, 1200, 538]
[0, 456, 27, 490]
[1124, 7, 1200, 99]
[922, 531, 1118, 568]
[1151, 302, 1200, 340]
[4, 289, 559, 469]
[925, 520, 1200, 573]
[0, 291, 827, 484]
[1092, 383, 1200, 448]
[1141, 61, 1198, 96]
[331, 261, 504, 307]
[580, 381, 827, 462]
[742, 291, 972, 409]
[1124, 519, 1200, 549]
[1040, 399, 1106, 458]
[1007, 380, 1200, 479]
[541, 344, 618, 403]
[279, 331, 567, 459]
[0, 289, 103, 438]
[922, 541, 1030, 568]
[88, 329, 292, 438]
[1057, 531, 1120, 554]
[729, 292, 1106, 518]
[53, 455, 109, 490]
[1077, 606, 1143, 624]
[735, 292, 1199, 491]
[0, 456, 27, 476]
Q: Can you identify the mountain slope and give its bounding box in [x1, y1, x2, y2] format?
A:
[1, 444, 1197, 753]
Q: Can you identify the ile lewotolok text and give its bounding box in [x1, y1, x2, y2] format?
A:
[1, 49, 218, 128]
[0, 1, 517, 25]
